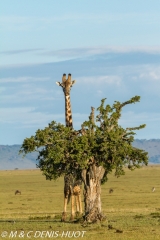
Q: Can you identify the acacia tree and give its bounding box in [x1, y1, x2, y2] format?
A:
[20, 95, 148, 223]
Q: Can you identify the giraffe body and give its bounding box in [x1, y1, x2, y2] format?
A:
[56, 74, 82, 221]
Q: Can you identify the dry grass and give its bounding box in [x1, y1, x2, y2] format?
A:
[0, 165, 160, 239]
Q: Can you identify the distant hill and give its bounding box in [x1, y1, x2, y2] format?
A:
[0, 139, 160, 170]
[0, 145, 38, 170]
[132, 139, 160, 164]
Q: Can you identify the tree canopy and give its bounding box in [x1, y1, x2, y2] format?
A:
[19, 95, 148, 183]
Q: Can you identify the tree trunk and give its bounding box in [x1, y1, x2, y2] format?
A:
[82, 164, 106, 223]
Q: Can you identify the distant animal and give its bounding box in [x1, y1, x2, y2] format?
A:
[152, 187, 155, 192]
[15, 190, 21, 195]
[109, 188, 114, 194]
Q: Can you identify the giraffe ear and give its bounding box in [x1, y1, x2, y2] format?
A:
[56, 81, 61, 86]
[71, 80, 76, 86]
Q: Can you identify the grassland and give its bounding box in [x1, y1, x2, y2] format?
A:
[0, 166, 160, 239]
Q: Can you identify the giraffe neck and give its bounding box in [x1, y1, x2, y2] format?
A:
[65, 95, 73, 128]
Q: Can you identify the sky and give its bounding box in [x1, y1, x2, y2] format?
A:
[0, 0, 160, 145]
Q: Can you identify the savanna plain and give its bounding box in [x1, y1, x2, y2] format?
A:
[0, 165, 160, 240]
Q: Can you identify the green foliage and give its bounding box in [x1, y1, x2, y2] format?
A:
[19, 96, 148, 183]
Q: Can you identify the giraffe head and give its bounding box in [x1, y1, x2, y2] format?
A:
[56, 73, 76, 96]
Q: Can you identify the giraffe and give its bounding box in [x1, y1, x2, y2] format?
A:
[56, 73, 82, 221]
